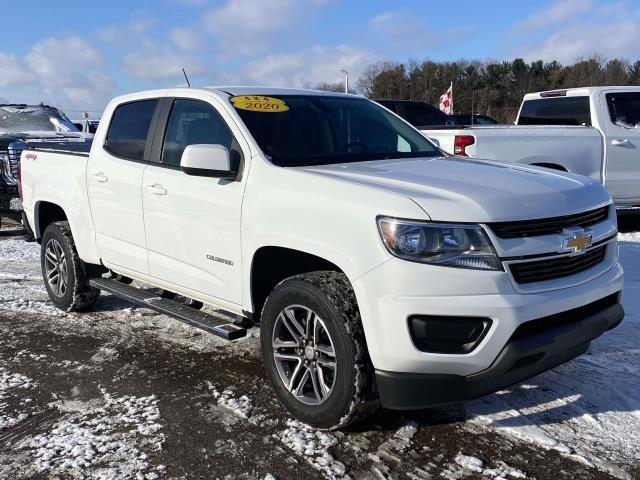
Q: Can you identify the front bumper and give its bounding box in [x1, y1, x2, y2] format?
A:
[0, 184, 20, 220]
[353, 244, 623, 377]
[375, 293, 623, 409]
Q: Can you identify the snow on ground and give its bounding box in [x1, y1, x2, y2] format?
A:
[208, 382, 255, 419]
[18, 387, 165, 480]
[465, 232, 640, 480]
[278, 420, 347, 479]
[0, 368, 37, 430]
[445, 454, 526, 479]
[371, 419, 418, 465]
[0, 239, 65, 316]
[1, 231, 640, 478]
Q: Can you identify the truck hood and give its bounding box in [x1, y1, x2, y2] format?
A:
[299, 156, 611, 222]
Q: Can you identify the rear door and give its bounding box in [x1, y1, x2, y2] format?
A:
[141, 96, 248, 306]
[87, 98, 160, 274]
[600, 90, 640, 204]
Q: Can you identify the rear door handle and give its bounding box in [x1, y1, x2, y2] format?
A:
[92, 172, 108, 182]
[611, 139, 630, 146]
[147, 183, 167, 195]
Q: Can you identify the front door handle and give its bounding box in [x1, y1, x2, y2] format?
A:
[91, 172, 108, 183]
[611, 139, 630, 146]
[147, 183, 167, 195]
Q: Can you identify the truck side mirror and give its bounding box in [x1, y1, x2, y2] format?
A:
[180, 144, 237, 179]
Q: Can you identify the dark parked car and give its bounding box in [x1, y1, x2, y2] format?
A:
[0, 104, 84, 228]
[451, 114, 499, 125]
[375, 99, 455, 127]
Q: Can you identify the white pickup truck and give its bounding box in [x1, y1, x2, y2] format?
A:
[422, 87, 640, 211]
[20, 87, 624, 429]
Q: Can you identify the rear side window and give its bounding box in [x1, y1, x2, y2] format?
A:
[105, 99, 158, 160]
[606, 92, 640, 128]
[378, 101, 398, 114]
[161, 99, 235, 166]
[402, 104, 450, 126]
[518, 97, 591, 126]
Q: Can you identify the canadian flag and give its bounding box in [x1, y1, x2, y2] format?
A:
[438, 82, 453, 114]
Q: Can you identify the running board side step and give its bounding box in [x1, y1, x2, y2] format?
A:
[89, 277, 247, 340]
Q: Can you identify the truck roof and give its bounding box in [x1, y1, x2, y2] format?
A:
[523, 85, 640, 100]
[204, 86, 355, 98]
[109, 86, 357, 107]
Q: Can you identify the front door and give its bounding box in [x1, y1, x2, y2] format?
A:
[142, 98, 246, 306]
[601, 90, 640, 204]
[87, 98, 159, 274]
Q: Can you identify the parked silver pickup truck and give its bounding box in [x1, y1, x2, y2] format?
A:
[422, 87, 640, 213]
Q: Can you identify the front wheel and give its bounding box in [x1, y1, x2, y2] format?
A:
[260, 271, 378, 429]
[41, 221, 100, 312]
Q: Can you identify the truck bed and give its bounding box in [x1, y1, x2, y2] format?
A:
[26, 139, 92, 156]
[421, 125, 604, 183]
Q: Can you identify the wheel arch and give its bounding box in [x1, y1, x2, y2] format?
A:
[34, 201, 68, 239]
[529, 162, 569, 172]
[249, 246, 349, 320]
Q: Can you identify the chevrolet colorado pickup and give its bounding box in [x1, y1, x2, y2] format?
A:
[421, 87, 640, 212]
[20, 87, 624, 428]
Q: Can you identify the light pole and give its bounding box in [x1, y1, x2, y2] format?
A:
[340, 69, 349, 94]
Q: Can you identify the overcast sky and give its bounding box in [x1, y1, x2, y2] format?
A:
[0, 0, 638, 116]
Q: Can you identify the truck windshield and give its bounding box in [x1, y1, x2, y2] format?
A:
[0, 105, 78, 134]
[231, 95, 440, 166]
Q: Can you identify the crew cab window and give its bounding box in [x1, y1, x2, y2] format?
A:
[105, 99, 157, 160]
[606, 92, 640, 129]
[518, 97, 591, 126]
[162, 99, 234, 166]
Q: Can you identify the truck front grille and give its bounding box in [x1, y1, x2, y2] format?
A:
[488, 206, 609, 238]
[509, 245, 607, 284]
[0, 147, 22, 177]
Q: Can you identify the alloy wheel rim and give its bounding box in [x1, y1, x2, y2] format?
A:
[272, 304, 337, 405]
[44, 239, 68, 298]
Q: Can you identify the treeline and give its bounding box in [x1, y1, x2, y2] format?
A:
[318, 56, 640, 123]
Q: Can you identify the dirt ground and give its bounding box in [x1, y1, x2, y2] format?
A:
[1, 217, 638, 480]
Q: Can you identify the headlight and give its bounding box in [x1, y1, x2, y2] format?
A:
[377, 217, 502, 271]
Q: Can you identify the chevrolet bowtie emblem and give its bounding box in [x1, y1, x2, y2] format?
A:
[561, 228, 592, 253]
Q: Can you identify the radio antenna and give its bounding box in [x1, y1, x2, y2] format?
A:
[182, 68, 191, 87]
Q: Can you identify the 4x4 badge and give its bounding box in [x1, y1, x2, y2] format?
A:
[561, 228, 592, 253]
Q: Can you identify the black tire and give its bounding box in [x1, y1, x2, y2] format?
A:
[41, 221, 100, 312]
[260, 271, 379, 429]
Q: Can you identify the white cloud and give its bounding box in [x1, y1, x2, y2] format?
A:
[169, 27, 203, 51]
[516, 2, 640, 63]
[202, 0, 309, 57]
[516, 0, 594, 30]
[225, 45, 376, 88]
[122, 47, 203, 80]
[25, 37, 102, 87]
[0, 36, 115, 111]
[0, 53, 34, 87]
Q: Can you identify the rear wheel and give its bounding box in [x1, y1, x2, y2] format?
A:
[260, 271, 378, 429]
[41, 221, 100, 312]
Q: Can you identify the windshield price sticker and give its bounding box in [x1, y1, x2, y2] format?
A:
[230, 96, 289, 112]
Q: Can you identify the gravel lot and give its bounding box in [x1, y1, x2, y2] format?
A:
[1, 217, 638, 480]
